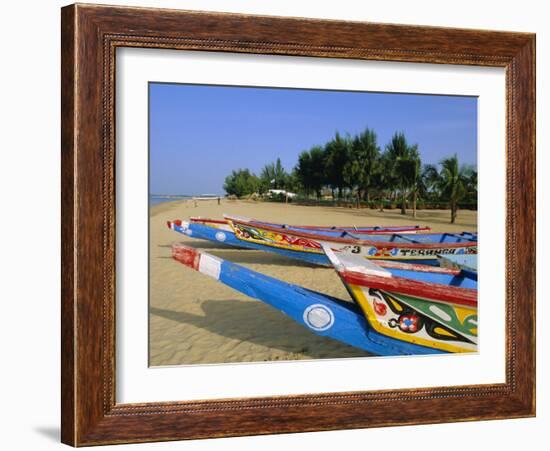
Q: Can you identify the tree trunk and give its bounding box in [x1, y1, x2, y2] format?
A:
[401, 191, 406, 215]
[451, 201, 457, 223]
[413, 190, 417, 218]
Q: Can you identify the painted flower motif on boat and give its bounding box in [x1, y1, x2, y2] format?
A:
[368, 247, 397, 258]
[398, 314, 421, 333]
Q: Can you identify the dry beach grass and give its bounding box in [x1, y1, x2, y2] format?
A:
[149, 199, 477, 366]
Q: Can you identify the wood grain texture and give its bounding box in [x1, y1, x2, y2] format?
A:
[60, 3, 536, 446]
[60, 5, 76, 445]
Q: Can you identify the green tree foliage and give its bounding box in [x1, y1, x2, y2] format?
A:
[260, 158, 288, 193]
[371, 151, 393, 211]
[285, 169, 301, 194]
[438, 154, 470, 223]
[384, 132, 420, 215]
[223, 169, 260, 198]
[222, 127, 477, 222]
[349, 128, 380, 202]
[463, 167, 478, 205]
[324, 132, 352, 199]
[420, 164, 441, 199]
[295, 146, 326, 198]
[409, 148, 422, 218]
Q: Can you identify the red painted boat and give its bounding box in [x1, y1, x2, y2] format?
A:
[189, 216, 431, 234]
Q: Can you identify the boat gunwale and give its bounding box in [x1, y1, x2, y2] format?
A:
[376, 260, 463, 275]
[226, 216, 478, 250]
[190, 216, 431, 234]
[341, 269, 478, 307]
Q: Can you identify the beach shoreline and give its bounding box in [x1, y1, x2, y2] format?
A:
[149, 199, 477, 366]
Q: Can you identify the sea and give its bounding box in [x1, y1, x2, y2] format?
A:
[149, 195, 221, 206]
[149, 195, 192, 206]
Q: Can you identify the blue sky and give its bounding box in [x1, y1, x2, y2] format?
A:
[149, 83, 477, 195]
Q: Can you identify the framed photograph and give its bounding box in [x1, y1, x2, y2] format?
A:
[61, 3, 535, 446]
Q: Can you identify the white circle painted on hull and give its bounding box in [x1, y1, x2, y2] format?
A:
[215, 231, 227, 242]
[303, 304, 334, 331]
[185, 229, 193, 236]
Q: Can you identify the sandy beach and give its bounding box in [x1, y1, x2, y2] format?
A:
[149, 199, 477, 366]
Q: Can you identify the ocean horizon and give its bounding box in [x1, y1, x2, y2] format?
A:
[149, 194, 221, 206]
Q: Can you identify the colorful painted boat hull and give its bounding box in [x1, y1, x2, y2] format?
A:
[171, 243, 444, 356]
[438, 254, 478, 277]
[167, 219, 477, 267]
[226, 216, 477, 266]
[167, 220, 331, 266]
[324, 247, 478, 353]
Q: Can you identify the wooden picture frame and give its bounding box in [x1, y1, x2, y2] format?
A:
[61, 3, 535, 446]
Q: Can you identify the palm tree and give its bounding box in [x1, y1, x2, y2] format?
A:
[463, 166, 478, 206]
[350, 128, 380, 204]
[438, 154, 469, 223]
[420, 164, 441, 198]
[295, 150, 313, 197]
[324, 132, 352, 200]
[260, 158, 287, 192]
[385, 132, 419, 215]
[371, 151, 393, 211]
[408, 147, 422, 218]
[295, 146, 326, 199]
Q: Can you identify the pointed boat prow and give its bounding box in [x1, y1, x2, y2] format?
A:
[172, 243, 222, 280]
[322, 244, 392, 278]
[170, 243, 444, 356]
[320, 244, 478, 353]
[166, 219, 182, 230]
[167, 219, 190, 232]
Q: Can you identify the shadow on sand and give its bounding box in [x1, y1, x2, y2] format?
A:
[150, 301, 370, 360]
[158, 241, 248, 250]
[158, 241, 319, 268]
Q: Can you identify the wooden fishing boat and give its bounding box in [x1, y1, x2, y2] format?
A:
[189, 216, 431, 235]
[438, 254, 478, 272]
[171, 243, 477, 355]
[438, 254, 477, 280]
[225, 215, 477, 265]
[167, 219, 330, 265]
[324, 246, 477, 353]
[168, 217, 477, 266]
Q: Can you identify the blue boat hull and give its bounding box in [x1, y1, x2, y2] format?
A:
[172, 221, 331, 266]
[170, 221, 438, 266]
[172, 244, 444, 356]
